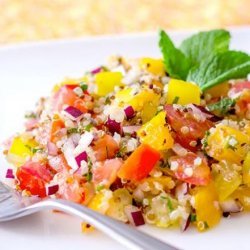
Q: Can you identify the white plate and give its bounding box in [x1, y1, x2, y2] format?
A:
[0, 27, 250, 250]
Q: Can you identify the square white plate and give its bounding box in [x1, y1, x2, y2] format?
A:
[0, 27, 250, 250]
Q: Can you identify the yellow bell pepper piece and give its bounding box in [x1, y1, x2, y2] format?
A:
[206, 125, 250, 164]
[8, 136, 37, 167]
[88, 190, 112, 214]
[138, 112, 174, 151]
[166, 79, 201, 105]
[115, 87, 160, 111]
[243, 152, 250, 184]
[194, 182, 221, 231]
[139, 58, 165, 76]
[204, 82, 229, 98]
[212, 161, 242, 201]
[95, 72, 123, 96]
[231, 186, 250, 211]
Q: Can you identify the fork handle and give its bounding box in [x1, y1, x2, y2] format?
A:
[28, 199, 178, 250]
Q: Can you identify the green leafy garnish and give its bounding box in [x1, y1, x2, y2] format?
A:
[159, 29, 250, 91]
[207, 97, 235, 116]
[187, 51, 250, 91]
[159, 30, 191, 80]
[179, 29, 230, 66]
[67, 128, 79, 135]
[84, 124, 93, 132]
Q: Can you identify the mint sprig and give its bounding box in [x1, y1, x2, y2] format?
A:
[159, 29, 250, 91]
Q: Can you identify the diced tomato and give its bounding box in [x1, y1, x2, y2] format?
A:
[55, 173, 86, 203]
[92, 135, 119, 161]
[229, 81, 250, 95]
[16, 162, 52, 197]
[50, 116, 65, 143]
[165, 104, 214, 150]
[169, 152, 211, 186]
[52, 85, 87, 113]
[117, 144, 161, 182]
[93, 158, 123, 187]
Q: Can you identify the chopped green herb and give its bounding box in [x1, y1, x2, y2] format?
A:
[172, 96, 180, 104]
[190, 214, 197, 222]
[84, 124, 93, 132]
[85, 157, 93, 182]
[105, 96, 111, 105]
[204, 221, 209, 229]
[25, 145, 43, 154]
[202, 130, 211, 149]
[25, 112, 37, 119]
[80, 83, 88, 91]
[207, 97, 235, 116]
[167, 197, 174, 212]
[96, 185, 104, 192]
[67, 128, 78, 135]
[225, 136, 238, 151]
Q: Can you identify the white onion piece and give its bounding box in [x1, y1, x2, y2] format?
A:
[74, 132, 94, 155]
[123, 126, 141, 134]
[63, 138, 78, 171]
[220, 199, 243, 213]
[181, 215, 191, 232]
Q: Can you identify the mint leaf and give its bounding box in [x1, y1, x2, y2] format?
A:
[207, 97, 235, 116]
[180, 29, 230, 66]
[159, 30, 191, 80]
[187, 51, 250, 91]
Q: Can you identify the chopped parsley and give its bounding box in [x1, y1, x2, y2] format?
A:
[172, 96, 180, 104]
[84, 124, 93, 132]
[67, 128, 79, 135]
[190, 214, 197, 222]
[25, 145, 43, 154]
[167, 197, 174, 212]
[96, 184, 104, 192]
[80, 83, 88, 91]
[25, 112, 37, 119]
[85, 157, 93, 182]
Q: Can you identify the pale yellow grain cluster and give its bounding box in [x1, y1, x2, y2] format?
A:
[0, 0, 249, 44]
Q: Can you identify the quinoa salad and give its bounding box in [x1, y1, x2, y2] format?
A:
[2, 29, 250, 232]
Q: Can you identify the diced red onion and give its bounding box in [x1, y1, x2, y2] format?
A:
[47, 142, 58, 156]
[220, 199, 243, 213]
[124, 106, 135, 119]
[105, 117, 122, 134]
[193, 104, 221, 122]
[181, 215, 191, 232]
[5, 169, 15, 179]
[64, 106, 83, 120]
[91, 66, 103, 74]
[122, 126, 141, 134]
[75, 151, 88, 167]
[172, 143, 188, 157]
[125, 205, 145, 226]
[46, 184, 59, 195]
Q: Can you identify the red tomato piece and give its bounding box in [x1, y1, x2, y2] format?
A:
[93, 158, 123, 187]
[52, 85, 87, 113]
[92, 135, 119, 161]
[229, 81, 250, 95]
[16, 162, 52, 197]
[117, 144, 161, 181]
[169, 152, 211, 186]
[165, 104, 214, 150]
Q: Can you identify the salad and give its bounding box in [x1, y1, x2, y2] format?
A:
[2, 29, 250, 232]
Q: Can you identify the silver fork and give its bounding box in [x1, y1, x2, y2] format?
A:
[0, 181, 178, 250]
